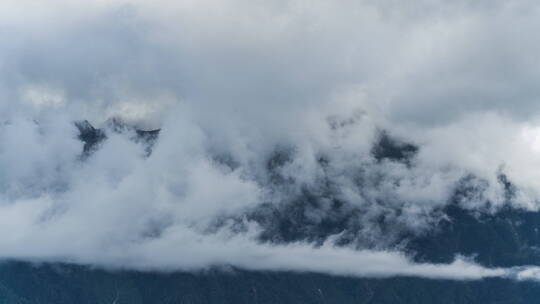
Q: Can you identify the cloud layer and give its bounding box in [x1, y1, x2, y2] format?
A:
[2, 0, 540, 281]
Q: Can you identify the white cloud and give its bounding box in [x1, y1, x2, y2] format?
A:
[1, 0, 540, 281]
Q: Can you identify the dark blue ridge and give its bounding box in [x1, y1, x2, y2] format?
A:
[0, 261, 538, 304]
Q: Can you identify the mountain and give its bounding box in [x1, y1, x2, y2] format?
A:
[1, 121, 540, 303]
[1, 261, 540, 304]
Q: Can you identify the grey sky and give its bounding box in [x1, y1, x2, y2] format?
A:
[2, 0, 540, 280]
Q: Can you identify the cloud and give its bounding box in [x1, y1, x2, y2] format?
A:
[2, 0, 540, 281]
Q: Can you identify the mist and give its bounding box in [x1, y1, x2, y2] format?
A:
[2, 0, 540, 281]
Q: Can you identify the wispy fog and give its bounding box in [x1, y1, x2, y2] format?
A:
[2, 0, 540, 280]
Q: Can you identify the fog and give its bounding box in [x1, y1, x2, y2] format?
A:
[2, 0, 540, 280]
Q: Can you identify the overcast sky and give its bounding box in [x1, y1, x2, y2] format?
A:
[2, 0, 540, 281]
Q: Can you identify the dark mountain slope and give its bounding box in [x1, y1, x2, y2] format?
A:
[0, 261, 539, 304]
[1, 122, 540, 303]
[409, 204, 540, 267]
